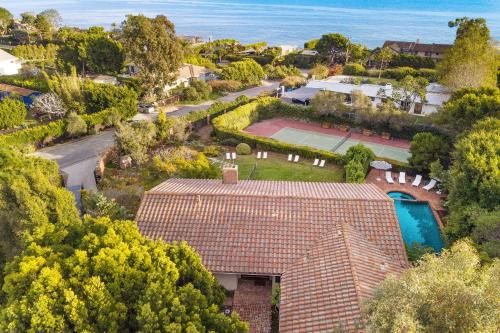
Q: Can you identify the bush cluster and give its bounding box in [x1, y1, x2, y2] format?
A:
[236, 143, 252, 155]
[0, 98, 27, 130]
[221, 58, 265, 85]
[389, 53, 436, 69]
[343, 63, 366, 76]
[344, 144, 375, 183]
[202, 145, 221, 157]
[208, 80, 242, 93]
[264, 65, 302, 80]
[0, 74, 49, 92]
[175, 79, 213, 102]
[83, 81, 138, 118]
[280, 76, 306, 89]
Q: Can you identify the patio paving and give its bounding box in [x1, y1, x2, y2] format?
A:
[232, 278, 272, 333]
[366, 169, 446, 225]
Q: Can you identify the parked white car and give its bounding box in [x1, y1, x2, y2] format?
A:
[138, 103, 155, 114]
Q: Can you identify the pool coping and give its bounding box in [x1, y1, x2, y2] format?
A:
[387, 190, 445, 230]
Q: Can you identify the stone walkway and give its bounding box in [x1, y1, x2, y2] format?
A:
[233, 278, 272, 333]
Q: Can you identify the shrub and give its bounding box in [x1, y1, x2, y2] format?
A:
[0, 74, 49, 92]
[208, 80, 242, 93]
[280, 75, 306, 89]
[308, 64, 329, 79]
[264, 64, 302, 80]
[283, 52, 318, 69]
[389, 53, 435, 69]
[382, 67, 417, 80]
[115, 121, 156, 165]
[409, 132, 450, 172]
[0, 98, 27, 129]
[343, 63, 366, 76]
[65, 112, 87, 137]
[221, 58, 265, 85]
[236, 143, 252, 155]
[83, 81, 138, 118]
[153, 147, 220, 179]
[203, 145, 221, 157]
[345, 159, 365, 183]
[329, 64, 343, 76]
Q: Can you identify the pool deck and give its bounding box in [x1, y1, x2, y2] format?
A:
[366, 169, 446, 228]
[245, 118, 411, 149]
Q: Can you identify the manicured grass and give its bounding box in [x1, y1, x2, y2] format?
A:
[235, 153, 344, 182]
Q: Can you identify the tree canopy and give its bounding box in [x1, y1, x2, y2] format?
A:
[364, 240, 500, 332]
[437, 17, 497, 89]
[0, 216, 248, 332]
[121, 15, 183, 98]
[409, 132, 449, 172]
[0, 98, 27, 129]
[0, 7, 12, 34]
[220, 58, 265, 85]
[315, 33, 351, 65]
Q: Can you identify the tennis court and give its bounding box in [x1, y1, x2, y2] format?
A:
[271, 127, 410, 163]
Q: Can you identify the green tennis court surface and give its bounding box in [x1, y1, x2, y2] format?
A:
[271, 127, 410, 163]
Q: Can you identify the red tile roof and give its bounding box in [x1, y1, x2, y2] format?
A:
[280, 224, 403, 332]
[136, 179, 409, 331]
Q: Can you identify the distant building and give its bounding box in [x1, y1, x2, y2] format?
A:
[382, 40, 452, 61]
[164, 63, 214, 92]
[283, 77, 451, 115]
[136, 166, 409, 333]
[0, 49, 22, 75]
[277, 44, 298, 56]
[300, 49, 319, 56]
[179, 35, 204, 45]
[0, 83, 40, 106]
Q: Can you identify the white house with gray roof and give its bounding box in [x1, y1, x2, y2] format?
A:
[0, 49, 22, 75]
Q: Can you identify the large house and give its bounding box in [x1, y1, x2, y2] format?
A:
[0, 49, 22, 75]
[283, 77, 451, 115]
[382, 40, 452, 61]
[136, 166, 409, 332]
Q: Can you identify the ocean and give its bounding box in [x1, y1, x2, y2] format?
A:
[6, 0, 500, 48]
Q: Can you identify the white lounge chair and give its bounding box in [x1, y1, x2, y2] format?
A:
[319, 160, 326, 168]
[226, 152, 231, 160]
[294, 155, 300, 163]
[257, 152, 262, 159]
[313, 159, 319, 166]
[288, 154, 293, 161]
[423, 179, 437, 191]
[263, 152, 268, 159]
[412, 175, 422, 187]
[231, 152, 237, 160]
[399, 172, 406, 184]
[385, 171, 394, 184]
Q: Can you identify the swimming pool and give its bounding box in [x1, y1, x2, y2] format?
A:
[388, 192, 444, 252]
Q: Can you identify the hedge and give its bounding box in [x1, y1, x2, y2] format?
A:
[0, 107, 121, 149]
[212, 98, 414, 167]
[212, 97, 345, 165]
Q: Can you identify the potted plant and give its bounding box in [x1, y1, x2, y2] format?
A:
[339, 124, 349, 132]
[321, 121, 332, 129]
[381, 132, 391, 140]
[362, 129, 372, 136]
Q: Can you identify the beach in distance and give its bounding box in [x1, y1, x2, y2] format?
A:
[9, 0, 500, 47]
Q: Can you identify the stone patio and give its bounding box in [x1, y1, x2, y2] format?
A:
[366, 169, 446, 226]
[232, 278, 272, 333]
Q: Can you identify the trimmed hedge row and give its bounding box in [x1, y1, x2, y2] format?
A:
[0, 108, 119, 149]
[212, 97, 346, 165]
[212, 97, 411, 168]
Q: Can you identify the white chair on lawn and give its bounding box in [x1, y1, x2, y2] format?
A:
[412, 175, 422, 187]
[257, 152, 262, 159]
[423, 179, 437, 191]
[319, 160, 326, 168]
[263, 152, 268, 159]
[399, 172, 406, 184]
[226, 152, 231, 160]
[385, 171, 394, 184]
[288, 154, 293, 162]
[294, 155, 300, 163]
[231, 152, 237, 160]
[313, 159, 319, 166]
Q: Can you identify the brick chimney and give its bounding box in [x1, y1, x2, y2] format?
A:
[222, 165, 238, 184]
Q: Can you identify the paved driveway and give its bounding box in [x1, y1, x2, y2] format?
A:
[36, 81, 280, 198]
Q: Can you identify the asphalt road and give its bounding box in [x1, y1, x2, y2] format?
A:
[36, 80, 281, 194]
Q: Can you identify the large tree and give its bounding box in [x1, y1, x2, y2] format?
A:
[315, 33, 351, 65]
[56, 26, 125, 74]
[437, 17, 497, 89]
[221, 58, 265, 85]
[121, 15, 183, 99]
[364, 240, 500, 332]
[0, 7, 12, 34]
[445, 118, 500, 252]
[433, 86, 500, 135]
[409, 132, 450, 172]
[0, 215, 248, 332]
[393, 75, 429, 112]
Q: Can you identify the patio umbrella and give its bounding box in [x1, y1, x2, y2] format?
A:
[370, 160, 392, 177]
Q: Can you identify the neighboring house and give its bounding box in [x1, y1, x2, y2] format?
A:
[0, 49, 22, 75]
[277, 45, 298, 56]
[382, 40, 452, 61]
[0, 83, 40, 106]
[179, 35, 204, 45]
[136, 166, 409, 333]
[300, 49, 319, 56]
[283, 77, 451, 115]
[163, 63, 213, 92]
[86, 74, 118, 85]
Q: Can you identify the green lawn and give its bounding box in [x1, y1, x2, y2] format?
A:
[234, 153, 344, 182]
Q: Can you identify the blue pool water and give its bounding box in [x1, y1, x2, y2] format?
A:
[388, 192, 444, 252]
